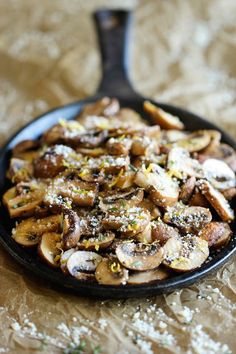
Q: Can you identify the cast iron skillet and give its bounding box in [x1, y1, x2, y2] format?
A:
[0, 10, 235, 299]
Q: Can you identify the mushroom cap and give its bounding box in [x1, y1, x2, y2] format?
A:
[60, 248, 76, 274]
[199, 222, 232, 248]
[67, 251, 102, 277]
[202, 158, 236, 190]
[95, 258, 129, 285]
[38, 232, 62, 267]
[77, 232, 115, 251]
[128, 267, 169, 285]
[179, 177, 196, 204]
[151, 220, 180, 245]
[62, 210, 82, 250]
[116, 242, 164, 271]
[99, 188, 144, 212]
[163, 236, 209, 272]
[167, 147, 203, 179]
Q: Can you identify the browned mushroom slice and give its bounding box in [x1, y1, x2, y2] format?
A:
[222, 187, 236, 201]
[201, 130, 221, 152]
[197, 143, 236, 172]
[67, 251, 102, 280]
[131, 136, 158, 156]
[77, 232, 115, 251]
[128, 267, 170, 285]
[106, 136, 132, 156]
[102, 207, 150, 237]
[167, 147, 203, 179]
[12, 139, 40, 156]
[13, 150, 39, 163]
[151, 220, 180, 246]
[78, 97, 120, 121]
[62, 210, 81, 250]
[34, 145, 76, 178]
[76, 147, 107, 157]
[38, 232, 62, 267]
[197, 180, 234, 222]
[12, 215, 62, 247]
[134, 164, 179, 207]
[98, 155, 130, 173]
[99, 188, 144, 212]
[179, 177, 196, 204]
[117, 107, 143, 124]
[115, 170, 136, 189]
[116, 242, 164, 271]
[144, 101, 184, 130]
[202, 158, 236, 190]
[138, 198, 161, 220]
[189, 189, 209, 208]
[7, 158, 33, 183]
[199, 222, 232, 248]
[163, 236, 209, 272]
[136, 223, 152, 243]
[95, 257, 129, 285]
[163, 203, 212, 233]
[3, 186, 45, 218]
[60, 248, 76, 274]
[166, 131, 212, 153]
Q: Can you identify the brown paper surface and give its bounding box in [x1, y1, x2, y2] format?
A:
[0, 0, 236, 353]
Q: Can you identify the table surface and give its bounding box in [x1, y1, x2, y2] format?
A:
[0, 1, 236, 353]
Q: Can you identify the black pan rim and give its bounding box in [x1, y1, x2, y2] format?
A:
[0, 97, 236, 299]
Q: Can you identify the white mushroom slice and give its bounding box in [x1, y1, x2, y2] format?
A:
[199, 222, 232, 248]
[179, 177, 196, 204]
[202, 159, 236, 190]
[115, 170, 136, 189]
[134, 164, 179, 207]
[128, 267, 169, 285]
[163, 236, 209, 272]
[77, 232, 115, 251]
[151, 220, 180, 245]
[62, 210, 82, 250]
[138, 198, 161, 220]
[38, 232, 62, 267]
[60, 249, 76, 274]
[95, 258, 129, 285]
[144, 101, 184, 130]
[67, 251, 102, 278]
[167, 147, 203, 179]
[12, 215, 62, 247]
[106, 136, 132, 156]
[116, 242, 164, 271]
[163, 204, 212, 233]
[198, 180, 234, 222]
[162, 130, 189, 143]
[131, 136, 157, 156]
[99, 188, 144, 212]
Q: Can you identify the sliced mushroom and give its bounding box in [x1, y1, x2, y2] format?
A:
[131, 136, 157, 156]
[95, 257, 129, 285]
[162, 130, 189, 143]
[165, 131, 211, 153]
[60, 248, 76, 274]
[151, 220, 180, 245]
[167, 147, 203, 179]
[77, 232, 115, 251]
[115, 170, 136, 189]
[62, 210, 81, 250]
[76, 147, 107, 157]
[138, 198, 161, 220]
[189, 189, 210, 208]
[102, 207, 150, 237]
[222, 187, 236, 201]
[144, 101, 184, 130]
[116, 242, 164, 271]
[117, 107, 144, 125]
[134, 164, 179, 207]
[34, 145, 76, 178]
[12, 215, 62, 247]
[163, 204, 212, 233]
[179, 177, 196, 204]
[163, 236, 209, 272]
[67, 251, 102, 280]
[202, 158, 236, 190]
[38, 232, 62, 267]
[7, 158, 33, 183]
[3, 185, 45, 218]
[99, 188, 144, 212]
[12, 139, 40, 156]
[199, 222, 232, 248]
[128, 267, 169, 285]
[201, 130, 221, 152]
[136, 223, 152, 243]
[78, 97, 120, 121]
[197, 180, 234, 222]
[106, 136, 132, 156]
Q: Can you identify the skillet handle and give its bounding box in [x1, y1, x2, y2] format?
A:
[94, 9, 139, 98]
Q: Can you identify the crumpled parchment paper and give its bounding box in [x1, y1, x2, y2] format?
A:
[0, 0, 236, 353]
